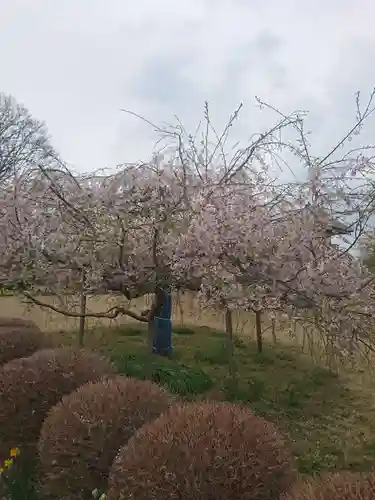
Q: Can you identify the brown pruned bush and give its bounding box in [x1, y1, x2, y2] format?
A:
[37, 376, 176, 500]
[0, 347, 114, 464]
[0, 318, 53, 366]
[0, 317, 40, 330]
[282, 472, 375, 500]
[107, 401, 296, 500]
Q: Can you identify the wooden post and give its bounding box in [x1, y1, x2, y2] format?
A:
[225, 307, 234, 376]
[255, 309, 263, 353]
[78, 268, 87, 348]
[225, 306, 237, 392]
[271, 317, 277, 344]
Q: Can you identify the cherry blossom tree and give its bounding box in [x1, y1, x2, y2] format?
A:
[0, 158, 198, 346]
[170, 92, 375, 360]
[1, 94, 375, 362]
[0, 101, 304, 343]
[172, 183, 375, 357]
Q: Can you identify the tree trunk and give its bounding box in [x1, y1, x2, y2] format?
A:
[78, 268, 87, 347]
[145, 288, 165, 378]
[146, 289, 163, 354]
[255, 309, 263, 353]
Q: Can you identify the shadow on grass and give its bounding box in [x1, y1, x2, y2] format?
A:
[112, 352, 213, 398]
[116, 326, 144, 336]
[172, 326, 195, 335]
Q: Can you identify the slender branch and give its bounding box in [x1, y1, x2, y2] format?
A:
[23, 292, 148, 322]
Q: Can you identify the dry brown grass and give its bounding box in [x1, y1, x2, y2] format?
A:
[0, 293, 364, 375]
[0, 293, 290, 341]
[2, 292, 371, 375]
[0, 293, 231, 332]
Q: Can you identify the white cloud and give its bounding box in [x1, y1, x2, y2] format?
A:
[1, 0, 375, 176]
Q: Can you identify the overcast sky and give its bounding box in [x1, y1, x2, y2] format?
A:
[1, 0, 375, 180]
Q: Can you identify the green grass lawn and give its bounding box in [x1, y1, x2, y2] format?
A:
[56, 323, 375, 477]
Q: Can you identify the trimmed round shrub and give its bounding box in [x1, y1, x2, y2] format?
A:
[0, 318, 53, 366]
[0, 317, 39, 330]
[108, 401, 296, 500]
[282, 472, 375, 500]
[37, 376, 175, 500]
[0, 347, 114, 462]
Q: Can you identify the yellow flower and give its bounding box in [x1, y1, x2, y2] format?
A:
[10, 447, 19, 457]
[99, 494, 107, 500]
[0, 468, 4, 474]
[4, 459, 13, 468]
